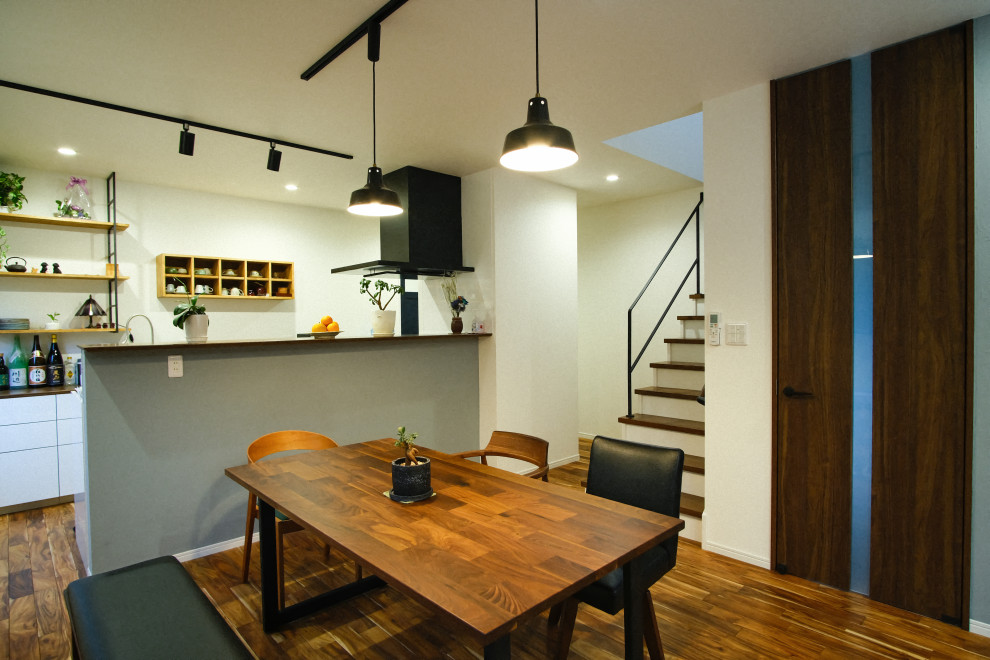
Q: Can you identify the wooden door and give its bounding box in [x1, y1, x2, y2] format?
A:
[870, 24, 971, 624]
[772, 61, 854, 589]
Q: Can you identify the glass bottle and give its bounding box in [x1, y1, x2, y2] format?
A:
[27, 334, 46, 388]
[9, 335, 27, 389]
[0, 353, 8, 391]
[47, 334, 64, 387]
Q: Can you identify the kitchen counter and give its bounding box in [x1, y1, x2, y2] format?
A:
[76, 330, 485, 574]
[79, 332, 491, 352]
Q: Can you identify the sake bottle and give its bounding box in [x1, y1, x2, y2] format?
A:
[8, 335, 27, 389]
[0, 353, 8, 391]
[27, 334, 46, 388]
[47, 334, 65, 387]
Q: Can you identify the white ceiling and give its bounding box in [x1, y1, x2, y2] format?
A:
[2, 1, 987, 212]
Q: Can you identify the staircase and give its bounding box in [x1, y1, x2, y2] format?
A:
[619, 292, 705, 541]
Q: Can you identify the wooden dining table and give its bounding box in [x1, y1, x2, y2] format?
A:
[225, 439, 684, 659]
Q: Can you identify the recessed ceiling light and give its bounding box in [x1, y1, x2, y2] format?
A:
[284, 184, 298, 191]
[57, 147, 77, 156]
[606, 174, 619, 182]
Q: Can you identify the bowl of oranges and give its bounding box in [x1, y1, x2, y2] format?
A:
[305, 315, 341, 338]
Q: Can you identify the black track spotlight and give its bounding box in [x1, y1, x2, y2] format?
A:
[267, 142, 282, 172]
[179, 123, 195, 156]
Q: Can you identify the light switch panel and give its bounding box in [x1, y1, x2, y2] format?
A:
[726, 323, 749, 346]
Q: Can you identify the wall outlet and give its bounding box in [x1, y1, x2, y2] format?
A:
[167, 355, 183, 378]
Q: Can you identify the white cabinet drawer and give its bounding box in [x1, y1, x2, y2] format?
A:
[0, 447, 59, 507]
[56, 392, 83, 419]
[0, 396, 57, 426]
[0, 421, 57, 453]
[58, 443, 84, 496]
[57, 418, 83, 446]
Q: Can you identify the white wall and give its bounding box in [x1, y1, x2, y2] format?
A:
[463, 168, 579, 467]
[577, 187, 704, 439]
[701, 83, 774, 566]
[0, 165, 381, 356]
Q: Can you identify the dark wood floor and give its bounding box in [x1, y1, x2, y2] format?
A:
[3, 460, 990, 659]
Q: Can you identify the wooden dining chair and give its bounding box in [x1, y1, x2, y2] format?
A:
[240, 430, 342, 608]
[547, 435, 684, 659]
[450, 430, 550, 481]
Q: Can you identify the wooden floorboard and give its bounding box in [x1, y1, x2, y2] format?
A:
[2, 468, 990, 659]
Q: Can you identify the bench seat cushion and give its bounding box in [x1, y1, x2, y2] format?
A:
[64, 555, 252, 659]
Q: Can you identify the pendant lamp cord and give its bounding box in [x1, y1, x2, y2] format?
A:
[372, 60, 377, 166]
[534, 0, 540, 96]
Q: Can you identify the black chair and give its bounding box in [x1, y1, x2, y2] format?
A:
[548, 435, 684, 660]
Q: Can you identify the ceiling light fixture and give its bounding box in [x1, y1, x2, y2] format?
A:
[267, 142, 282, 172]
[179, 123, 195, 156]
[57, 147, 77, 156]
[348, 21, 402, 217]
[285, 184, 298, 191]
[606, 174, 619, 182]
[500, 0, 578, 172]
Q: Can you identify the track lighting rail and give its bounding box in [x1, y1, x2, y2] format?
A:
[0, 78, 352, 161]
[300, 0, 410, 81]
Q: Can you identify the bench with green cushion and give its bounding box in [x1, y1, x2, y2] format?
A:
[64, 555, 253, 659]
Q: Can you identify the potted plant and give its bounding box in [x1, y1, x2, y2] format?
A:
[440, 275, 469, 334]
[360, 278, 404, 337]
[45, 312, 61, 330]
[172, 295, 208, 342]
[0, 171, 27, 212]
[389, 426, 432, 502]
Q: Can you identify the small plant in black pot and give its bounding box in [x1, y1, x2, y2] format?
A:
[390, 426, 433, 503]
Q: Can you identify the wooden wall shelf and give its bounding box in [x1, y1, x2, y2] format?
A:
[0, 212, 129, 232]
[0, 328, 117, 335]
[156, 254, 294, 300]
[0, 272, 128, 282]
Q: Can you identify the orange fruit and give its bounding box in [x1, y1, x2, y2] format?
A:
[311, 322, 328, 333]
[321, 315, 333, 326]
[327, 321, 340, 331]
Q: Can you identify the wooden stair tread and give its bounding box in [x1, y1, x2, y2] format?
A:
[689, 293, 705, 300]
[677, 315, 704, 321]
[635, 386, 703, 400]
[681, 493, 705, 517]
[650, 361, 705, 371]
[664, 338, 704, 345]
[618, 414, 705, 436]
[684, 454, 705, 474]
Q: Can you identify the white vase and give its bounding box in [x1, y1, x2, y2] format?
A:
[184, 314, 209, 343]
[371, 309, 396, 337]
[45, 322, 61, 330]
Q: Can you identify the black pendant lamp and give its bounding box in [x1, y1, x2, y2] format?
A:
[348, 21, 402, 217]
[500, 0, 578, 172]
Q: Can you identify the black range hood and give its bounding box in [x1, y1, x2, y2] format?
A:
[331, 166, 473, 277]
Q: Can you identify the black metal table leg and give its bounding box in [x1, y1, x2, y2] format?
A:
[623, 554, 648, 660]
[259, 499, 279, 632]
[484, 634, 510, 660]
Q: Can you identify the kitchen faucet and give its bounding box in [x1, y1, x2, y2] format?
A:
[118, 314, 155, 345]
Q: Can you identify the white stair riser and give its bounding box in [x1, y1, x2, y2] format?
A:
[669, 343, 705, 362]
[682, 319, 704, 340]
[680, 513, 702, 542]
[682, 471, 704, 497]
[653, 369, 705, 390]
[621, 425, 705, 457]
[641, 396, 705, 422]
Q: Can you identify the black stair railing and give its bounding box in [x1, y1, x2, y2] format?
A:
[627, 192, 703, 418]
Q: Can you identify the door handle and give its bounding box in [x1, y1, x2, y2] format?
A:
[783, 386, 814, 398]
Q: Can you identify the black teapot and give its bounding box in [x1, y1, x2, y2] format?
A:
[4, 256, 27, 272]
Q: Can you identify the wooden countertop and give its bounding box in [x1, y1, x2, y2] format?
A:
[79, 332, 491, 352]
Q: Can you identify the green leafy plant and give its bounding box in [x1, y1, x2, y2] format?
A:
[172, 295, 206, 329]
[360, 278, 404, 310]
[0, 172, 27, 211]
[55, 199, 91, 219]
[394, 426, 421, 465]
[47, 312, 60, 322]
